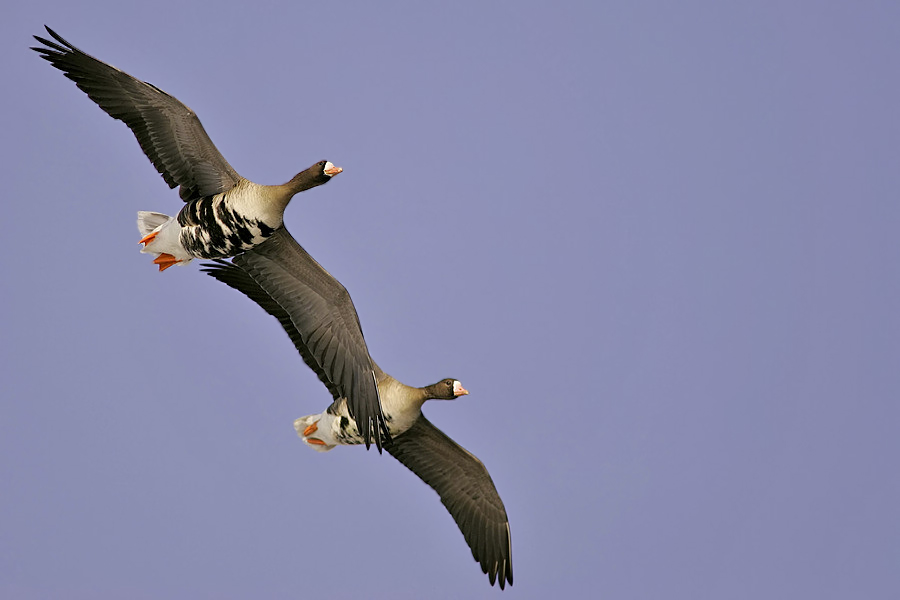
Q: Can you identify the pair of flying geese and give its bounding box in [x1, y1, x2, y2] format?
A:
[33, 27, 512, 589]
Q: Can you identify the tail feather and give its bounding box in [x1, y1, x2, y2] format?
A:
[137, 211, 172, 237]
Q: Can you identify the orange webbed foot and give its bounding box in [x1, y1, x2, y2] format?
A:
[139, 231, 159, 246]
[153, 253, 180, 272]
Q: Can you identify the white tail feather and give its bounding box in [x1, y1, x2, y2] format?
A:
[136, 211, 172, 237]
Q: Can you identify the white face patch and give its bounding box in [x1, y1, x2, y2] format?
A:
[322, 162, 343, 177]
[453, 380, 465, 395]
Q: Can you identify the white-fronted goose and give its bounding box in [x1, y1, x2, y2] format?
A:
[202, 229, 513, 588]
[31, 27, 341, 271]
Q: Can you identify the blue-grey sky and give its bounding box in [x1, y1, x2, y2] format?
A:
[3, 2, 899, 598]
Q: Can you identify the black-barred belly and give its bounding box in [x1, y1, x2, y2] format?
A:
[177, 195, 277, 258]
[328, 400, 398, 446]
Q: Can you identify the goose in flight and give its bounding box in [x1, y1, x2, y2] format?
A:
[31, 26, 341, 271]
[202, 228, 513, 588]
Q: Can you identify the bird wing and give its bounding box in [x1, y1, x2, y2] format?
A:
[32, 26, 241, 201]
[201, 259, 343, 402]
[385, 415, 513, 589]
[204, 227, 388, 451]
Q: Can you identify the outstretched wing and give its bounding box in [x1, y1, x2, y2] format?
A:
[204, 227, 388, 451]
[32, 26, 241, 201]
[386, 416, 513, 589]
[201, 259, 342, 402]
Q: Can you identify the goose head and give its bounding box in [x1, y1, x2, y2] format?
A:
[425, 378, 469, 401]
[286, 160, 342, 193]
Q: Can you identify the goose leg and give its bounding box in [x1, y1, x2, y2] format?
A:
[139, 231, 159, 246]
[152, 253, 181, 272]
[302, 420, 328, 445]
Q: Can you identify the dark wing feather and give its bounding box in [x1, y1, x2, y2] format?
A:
[386, 416, 513, 589]
[200, 260, 342, 401]
[230, 227, 388, 451]
[31, 26, 241, 201]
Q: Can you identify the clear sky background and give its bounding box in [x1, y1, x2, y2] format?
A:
[3, 2, 898, 598]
